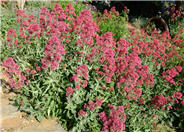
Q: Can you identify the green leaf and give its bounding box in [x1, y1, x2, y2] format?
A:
[36, 114, 43, 122]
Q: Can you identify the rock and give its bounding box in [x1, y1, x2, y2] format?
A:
[20, 124, 66, 132]
[1, 103, 20, 120]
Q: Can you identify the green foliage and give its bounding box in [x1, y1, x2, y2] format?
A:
[169, 18, 184, 39]
[130, 17, 148, 29]
[97, 9, 128, 41]
[1, 5, 17, 39]
[58, 1, 88, 16]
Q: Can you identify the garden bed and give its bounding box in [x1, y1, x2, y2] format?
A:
[1, 1, 184, 132]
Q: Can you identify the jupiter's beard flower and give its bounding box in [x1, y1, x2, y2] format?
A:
[152, 95, 168, 109]
[99, 105, 126, 132]
[2, 57, 28, 88]
[78, 110, 87, 117]
[162, 66, 182, 85]
[66, 87, 74, 97]
[42, 36, 65, 70]
[173, 91, 182, 99]
[75, 64, 89, 79]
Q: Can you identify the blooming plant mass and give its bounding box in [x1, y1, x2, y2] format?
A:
[1, 3, 184, 132]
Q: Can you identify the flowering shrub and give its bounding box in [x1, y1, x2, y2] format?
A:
[1, 3, 184, 131]
[168, 5, 184, 39]
[99, 105, 126, 132]
[42, 36, 66, 70]
[169, 14, 184, 39]
[97, 7, 128, 41]
[1, 57, 28, 88]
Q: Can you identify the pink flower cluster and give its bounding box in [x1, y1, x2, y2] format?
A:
[7, 28, 17, 41]
[70, 64, 89, 90]
[129, 30, 180, 68]
[66, 65, 89, 97]
[171, 9, 184, 21]
[84, 101, 96, 110]
[96, 98, 104, 107]
[16, 9, 41, 41]
[44, 5, 70, 37]
[77, 99, 103, 118]
[2, 57, 28, 88]
[7, 28, 19, 47]
[66, 87, 74, 97]
[173, 91, 182, 100]
[99, 105, 126, 132]
[162, 66, 182, 85]
[42, 36, 66, 70]
[73, 9, 99, 47]
[78, 110, 87, 117]
[4, 4, 184, 130]
[94, 32, 116, 84]
[102, 7, 119, 21]
[115, 39, 154, 100]
[75, 64, 89, 79]
[39, 7, 52, 31]
[166, 91, 183, 109]
[152, 95, 168, 109]
[28, 23, 40, 34]
[84, 98, 103, 110]
[83, 28, 155, 102]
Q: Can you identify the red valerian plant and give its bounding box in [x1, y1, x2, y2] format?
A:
[162, 66, 182, 85]
[42, 36, 66, 70]
[99, 105, 126, 132]
[78, 110, 87, 117]
[152, 94, 168, 109]
[173, 91, 183, 100]
[66, 87, 74, 97]
[1, 3, 184, 132]
[2, 57, 28, 88]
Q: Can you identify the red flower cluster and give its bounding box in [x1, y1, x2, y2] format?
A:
[70, 64, 89, 91]
[115, 39, 154, 100]
[73, 9, 99, 48]
[173, 91, 182, 100]
[16, 9, 41, 42]
[171, 9, 184, 21]
[75, 64, 89, 79]
[42, 36, 66, 70]
[85, 101, 96, 110]
[162, 66, 182, 85]
[7, 28, 17, 47]
[152, 95, 168, 109]
[96, 98, 104, 107]
[78, 110, 87, 117]
[66, 87, 74, 97]
[4, 3, 184, 131]
[2, 57, 28, 88]
[95, 32, 116, 83]
[103, 7, 119, 20]
[99, 105, 126, 132]
[7, 28, 17, 41]
[84, 98, 103, 111]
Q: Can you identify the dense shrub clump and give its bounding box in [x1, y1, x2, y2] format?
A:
[1, 3, 184, 132]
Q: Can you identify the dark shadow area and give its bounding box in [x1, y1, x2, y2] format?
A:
[90, 1, 162, 18]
